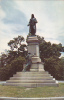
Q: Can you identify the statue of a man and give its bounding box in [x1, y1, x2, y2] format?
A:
[28, 14, 38, 36]
[23, 53, 32, 72]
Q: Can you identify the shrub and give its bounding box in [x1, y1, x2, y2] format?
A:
[44, 57, 63, 80]
[0, 56, 25, 81]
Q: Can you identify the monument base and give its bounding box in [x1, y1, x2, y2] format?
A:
[3, 36, 59, 87]
[32, 56, 41, 63]
[23, 62, 44, 72]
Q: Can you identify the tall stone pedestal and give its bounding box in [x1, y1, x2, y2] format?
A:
[26, 36, 44, 72]
[3, 36, 59, 87]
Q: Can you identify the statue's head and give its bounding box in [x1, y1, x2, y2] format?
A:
[31, 14, 34, 18]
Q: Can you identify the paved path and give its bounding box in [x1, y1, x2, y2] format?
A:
[0, 97, 64, 100]
[0, 81, 6, 84]
[58, 81, 64, 83]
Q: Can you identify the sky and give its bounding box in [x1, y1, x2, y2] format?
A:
[0, 0, 64, 56]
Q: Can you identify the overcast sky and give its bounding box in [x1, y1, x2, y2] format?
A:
[0, 0, 64, 56]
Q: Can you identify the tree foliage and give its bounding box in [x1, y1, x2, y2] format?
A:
[7, 36, 27, 64]
[37, 35, 64, 80]
[0, 36, 27, 67]
[0, 53, 7, 67]
[8, 36, 25, 51]
[44, 56, 63, 80]
[39, 42, 62, 62]
[0, 56, 25, 81]
[37, 35, 45, 44]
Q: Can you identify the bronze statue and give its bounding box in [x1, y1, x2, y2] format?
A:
[28, 14, 38, 36]
[23, 53, 32, 72]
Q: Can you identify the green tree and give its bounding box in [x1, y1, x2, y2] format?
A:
[9, 56, 26, 72]
[37, 35, 45, 44]
[0, 53, 7, 67]
[60, 57, 64, 79]
[37, 35, 64, 80]
[7, 35, 27, 63]
[0, 56, 25, 81]
[39, 42, 62, 62]
[44, 56, 63, 80]
[8, 35, 26, 56]
[0, 36, 27, 67]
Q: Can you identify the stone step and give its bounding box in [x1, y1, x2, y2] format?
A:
[7, 80, 56, 83]
[16, 72, 49, 76]
[10, 76, 53, 80]
[16, 71, 49, 74]
[13, 73, 51, 77]
[3, 83, 58, 87]
[30, 69, 45, 72]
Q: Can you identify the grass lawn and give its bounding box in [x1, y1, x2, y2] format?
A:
[0, 83, 64, 97]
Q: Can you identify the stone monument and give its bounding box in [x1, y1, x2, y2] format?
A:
[3, 14, 58, 87]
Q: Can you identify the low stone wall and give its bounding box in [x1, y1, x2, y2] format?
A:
[0, 97, 64, 100]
